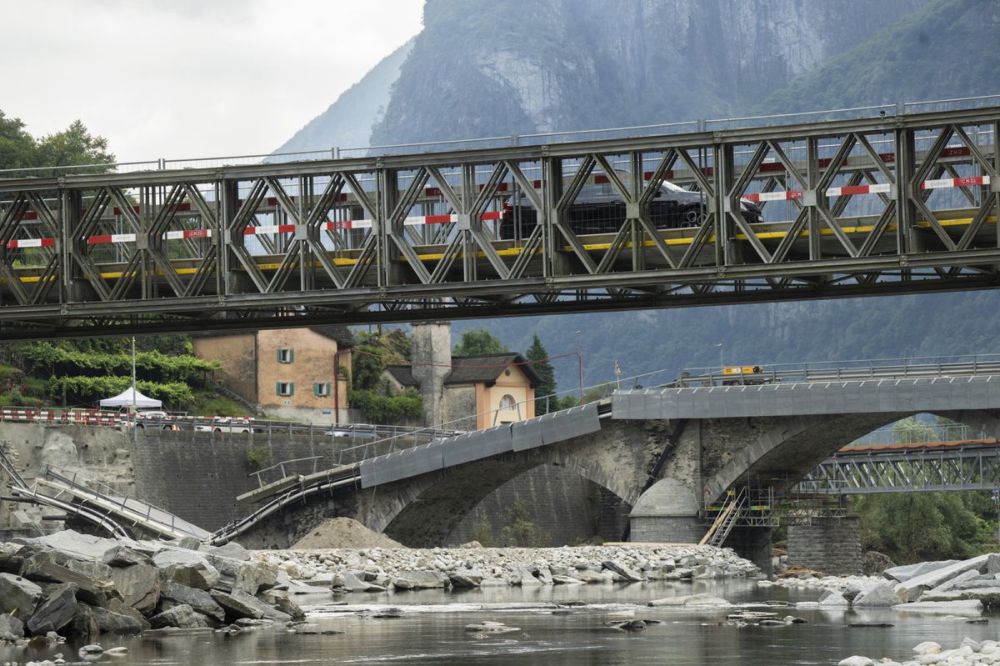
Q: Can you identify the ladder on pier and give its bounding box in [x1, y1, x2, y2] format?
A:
[699, 488, 746, 547]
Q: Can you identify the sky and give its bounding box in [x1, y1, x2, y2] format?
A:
[0, 0, 424, 162]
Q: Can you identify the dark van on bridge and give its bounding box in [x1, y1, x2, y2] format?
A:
[498, 176, 763, 239]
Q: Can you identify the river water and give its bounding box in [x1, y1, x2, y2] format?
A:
[2, 581, 995, 665]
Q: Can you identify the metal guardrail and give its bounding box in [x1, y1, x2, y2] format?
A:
[2, 93, 999, 178]
[673, 353, 1000, 388]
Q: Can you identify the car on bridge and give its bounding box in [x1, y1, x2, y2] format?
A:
[499, 176, 763, 239]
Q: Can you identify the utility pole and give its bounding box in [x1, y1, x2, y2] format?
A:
[131, 336, 138, 444]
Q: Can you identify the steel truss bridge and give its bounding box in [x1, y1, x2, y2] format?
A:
[2, 105, 1000, 338]
[796, 439, 1000, 494]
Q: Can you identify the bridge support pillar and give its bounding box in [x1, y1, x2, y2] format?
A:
[728, 526, 773, 577]
[628, 420, 703, 543]
[787, 515, 862, 575]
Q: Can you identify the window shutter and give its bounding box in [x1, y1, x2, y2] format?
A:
[289, 383, 294, 396]
[289, 349, 295, 363]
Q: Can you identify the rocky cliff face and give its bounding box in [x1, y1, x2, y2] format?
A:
[273, 39, 414, 155]
[369, 0, 930, 144]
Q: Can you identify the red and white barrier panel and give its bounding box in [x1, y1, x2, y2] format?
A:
[826, 183, 892, 197]
[741, 191, 803, 203]
[325, 211, 502, 231]
[5, 238, 55, 249]
[921, 175, 991, 190]
[0, 408, 118, 426]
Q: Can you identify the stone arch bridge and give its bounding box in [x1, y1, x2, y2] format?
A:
[221, 367, 1000, 553]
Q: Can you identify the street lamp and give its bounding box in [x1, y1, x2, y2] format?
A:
[715, 342, 724, 369]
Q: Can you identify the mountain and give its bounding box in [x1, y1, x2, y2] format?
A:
[273, 39, 414, 156]
[762, 0, 1000, 112]
[273, 0, 1000, 391]
[370, 0, 931, 144]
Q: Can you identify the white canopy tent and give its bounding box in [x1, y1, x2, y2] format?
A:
[99, 386, 162, 409]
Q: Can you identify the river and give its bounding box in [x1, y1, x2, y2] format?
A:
[2, 581, 993, 665]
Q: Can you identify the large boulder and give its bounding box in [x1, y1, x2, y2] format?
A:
[0, 543, 25, 575]
[152, 550, 220, 590]
[258, 588, 305, 622]
[332, 571, 386, 593]
[884, 560, 958, 583]
[87, 603, 148, 635]
[210, 589, 290, 623]
[0, 572, 43, 618]
[160, 581, 226, 622]
[893, 555, 989, 602]
[648, 593, 731, 608]
[892, 599, 983, 616]
[27, 582, 79, 635]
[391, 570, 449, 590]
[109, 563, 160, 613]
[148, 604, 215, 629]
[67, 602, 99, 641]
[203, 553, 275, 595]
[852, 583, 897, 608]
[602, 560, 643, 582]
[27, 531, 139, 565]
[449, 570, 485, 588]
[0, 614, 24, 642]
[818, 589, 849, 607]
[19, 549, 118, 606]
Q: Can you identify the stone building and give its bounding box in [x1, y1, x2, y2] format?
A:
[192, 326, 353, 424]
[383, 323, 540, 430]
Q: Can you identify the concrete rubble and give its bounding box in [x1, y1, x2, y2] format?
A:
[769, 551, 1000, 615]
[0, 529, 302, 645]
[255, 543, 761, 594]
[839, 637, 1000, 666]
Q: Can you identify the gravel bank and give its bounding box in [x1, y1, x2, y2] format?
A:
[256, 543, 761, 593]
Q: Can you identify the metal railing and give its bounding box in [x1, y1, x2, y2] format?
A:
[1, 93, 999, 179]
[848, 422, 977, 447]
[672, 352, 1000, 388]
[40, 466, 208, 540]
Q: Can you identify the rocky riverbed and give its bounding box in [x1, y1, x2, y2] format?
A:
[840, 638, 1000, 666]
[0, 530, 299, 647]
[0, 530, 760, 652]
[255, 542, 761, 593]
[763, 552, 1000, 619]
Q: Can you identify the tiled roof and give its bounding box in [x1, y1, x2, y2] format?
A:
[385, 365, 418, 387]
[386, 354, 542, 388]
[451, 353, 543, 386]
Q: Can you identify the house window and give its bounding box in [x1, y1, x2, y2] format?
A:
[499, 394, 516, 411]
[276, 382, 294, 397]
[314, 382, 331, 397]
[277, 348, 294, 364]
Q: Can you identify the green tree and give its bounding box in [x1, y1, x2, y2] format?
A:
[525, 334, 556, 414]
[0, 111, 38, 170]
[0, 111, 113, 174]
[855, 492, 984, 563]
[36, 120, 113, 169]
[453, 329, 507, 356]
[351, 336, 386, 391]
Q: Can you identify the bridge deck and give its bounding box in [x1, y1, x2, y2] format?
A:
[0, 104, 998, 338]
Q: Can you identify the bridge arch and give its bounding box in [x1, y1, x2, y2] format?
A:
[363, 424, 650, 546]
[700, 412, 907, 502]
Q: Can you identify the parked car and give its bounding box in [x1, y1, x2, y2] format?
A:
[121, 410, 179, 430]
[325, 424, 378, 440]
[195, 417, 256, 434]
